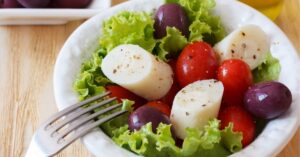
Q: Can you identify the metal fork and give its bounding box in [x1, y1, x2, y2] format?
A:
[25, 92, 127, 157]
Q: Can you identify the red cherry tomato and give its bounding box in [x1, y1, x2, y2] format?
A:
[146, 101, 171, 116]
[160, 81, 180, 107]
[168, 59, 178, 73]
[218, 105, 256, 147]
[106, 85, 146, 109]
[160, 60, 181, 107]
[217, 59, 253, 106]
[176, 41, 219, 87]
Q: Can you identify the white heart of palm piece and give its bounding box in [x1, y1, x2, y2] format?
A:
[101, 44, 173, 100]
[213, 25, 269, 70]
[171, 79, 224, 139]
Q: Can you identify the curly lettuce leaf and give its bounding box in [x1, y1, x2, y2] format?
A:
[156, 27, 188, 61]
[100, 11, 157, 53]
[221, 123, 243, 153]
[74, 48, 110, 101]
[252, 52, 281, 83]
[166, 0, 226, 44]
[113, 123, 181, 157]
[121, 99, 135, 113]
[101, 114, 129, 137]
[181, 119, 225, 156]
[112, 119, 242, 157]
[188, 20, 211, 42]
[113, 123, 157, 155]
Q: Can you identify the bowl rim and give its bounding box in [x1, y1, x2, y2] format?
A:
[53, 0, 300, 156]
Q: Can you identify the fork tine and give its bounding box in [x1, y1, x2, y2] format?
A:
[45, 92, 110, 128]
[49, 97, 116, 133]
[56, 103, 123, 140]
[52, 110, 127, 156]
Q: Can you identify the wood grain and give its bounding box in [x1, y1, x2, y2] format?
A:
[275, 0, 300, 156]
[0, 0, 299, 157]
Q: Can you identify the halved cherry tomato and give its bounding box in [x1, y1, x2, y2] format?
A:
[106, 85, 146, 109]
[176, 41, 219, 87]
[217, 59, 253, 106]
[218, 105, 256, 147]
[160, 60, 181, 107]
[146, 101, 171, 116]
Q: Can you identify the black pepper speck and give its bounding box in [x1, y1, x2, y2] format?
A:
[241, 32, 246, 36]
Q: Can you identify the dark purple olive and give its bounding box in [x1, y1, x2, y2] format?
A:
[154, 3, 189, 39]
[1, 0, 22, 8]
[244, 81, 292, 119]
[47, 1, 56, 8]
[17, 0, 49, 8]
[52, 0, 91, 8]
[128, 106, 171, 132]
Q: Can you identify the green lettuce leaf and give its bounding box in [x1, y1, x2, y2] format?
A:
[100, 11, 157, 53]
[252, 52, 281, 83]
[156, 27, 188, 61]
[188, 20, 211, 42]
[113, 123, 154, 155]
[73, 48, 110, 101]
[221, 123, 243, 153]
[121, 99, 135, 113]
[101, 113, 130, 137]
[166, 0, 226, 45]
[112, 119, 242, 157]
[181, 119, 226, 157]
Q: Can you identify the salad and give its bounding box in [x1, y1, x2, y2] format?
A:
[73, 0, 292, 156]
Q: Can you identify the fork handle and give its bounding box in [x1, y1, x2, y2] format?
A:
[25, 133, 50, 157]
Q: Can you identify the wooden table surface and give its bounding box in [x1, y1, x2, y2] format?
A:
[0, 0, 299, 157]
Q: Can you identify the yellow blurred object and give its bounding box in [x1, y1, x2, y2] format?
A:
[240, 0, 284, 20]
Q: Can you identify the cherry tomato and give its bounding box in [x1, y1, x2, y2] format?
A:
[218, 105, 256, 147]
[217, 59, 253, 106]
[168, 59, 178, 73]
[176, 41, 219, 87]
[160, 60, 181, 107]
[106, 85, 146, 109]
[160, 81, 180, 107]
[146, 101, 171, 116]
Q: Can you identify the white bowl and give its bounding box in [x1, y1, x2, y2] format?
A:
[53, 0, 300, 156]
[0, 0, 111, 25]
